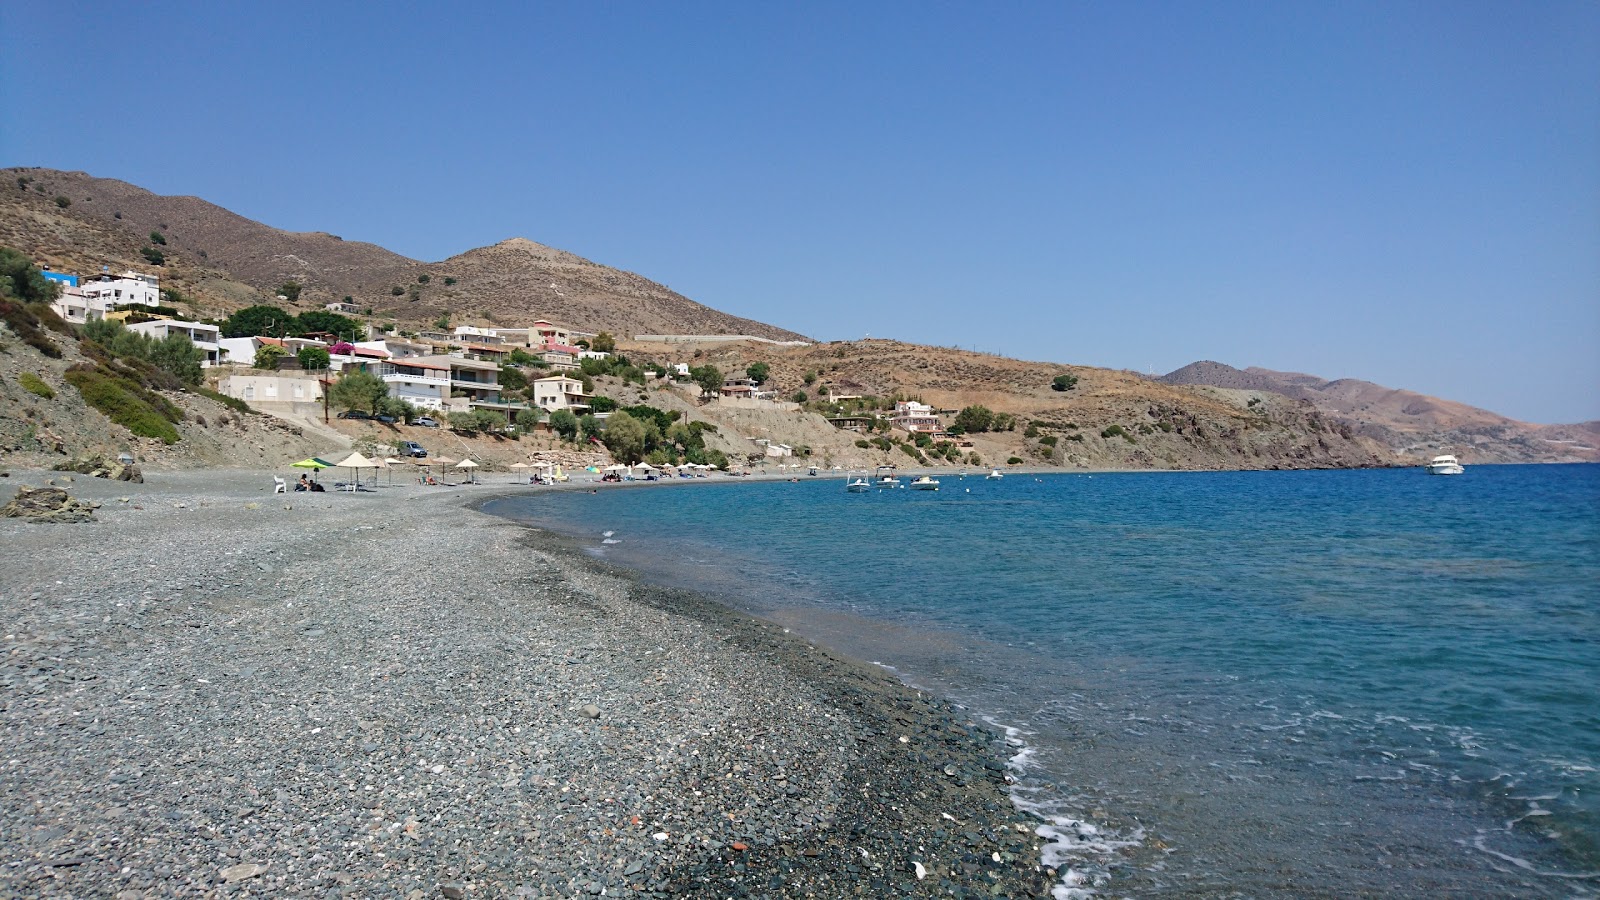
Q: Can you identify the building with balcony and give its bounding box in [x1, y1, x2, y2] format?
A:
[531, 375, 590, 413]
[377, 357, 451, 410]
[890, 400, 941, 434]
[125, 319, 223, 366]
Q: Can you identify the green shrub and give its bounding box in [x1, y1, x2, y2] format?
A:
[0, 298, 62, 357]
[1052, 373, 1078, 392]
[19, 371, 53, 398]
[197, 386, 251, 414]
[140, 246, 165, 266]
[443, 276, 456, 286]
[1157, 421, 1174, 432]
[588, 395, 618, 413]
[1101, 424, 1135, 443]
[899, 443, 924, 461]
[1007, 456, 1023, 465]
[149, 230, 167, 246]
[64, 365, 181, 444]
[391, 285, 405, 296]
[54, 195, 71, 208]
[1039, 434, 1057, 447]
[855, 438, 870, 448]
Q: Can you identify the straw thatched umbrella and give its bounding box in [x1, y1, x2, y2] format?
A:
[454, 458, 479, 485]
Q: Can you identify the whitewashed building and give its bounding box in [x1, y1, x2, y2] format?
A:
[125, 319, 222, 366]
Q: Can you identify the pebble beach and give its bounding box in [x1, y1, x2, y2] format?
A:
[0, 470, 1052, 898]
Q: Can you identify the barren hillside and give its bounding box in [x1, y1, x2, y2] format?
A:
[1159, 361, 1598, 463]
[2, 168, 807, 341]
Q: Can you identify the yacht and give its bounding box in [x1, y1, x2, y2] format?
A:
[909, 475, 940, 491]
[1426, 454, 1465, 475]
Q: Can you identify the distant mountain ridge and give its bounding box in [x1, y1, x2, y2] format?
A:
[1158, 361, 1598, 464]
[1, 167, 807, 342]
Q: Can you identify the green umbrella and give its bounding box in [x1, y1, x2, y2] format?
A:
[291, 457, 334, 470]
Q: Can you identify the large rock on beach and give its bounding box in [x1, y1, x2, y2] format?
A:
[51, 453, 144, 483]
[0, 486, 98, 523]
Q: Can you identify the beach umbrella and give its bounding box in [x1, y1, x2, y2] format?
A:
[331, 451, 380, 491]
[291, 457, 333, 470]
[455, 457, 480, 484]
[510, 461, 531, 484]
[382, 457, 404, 486]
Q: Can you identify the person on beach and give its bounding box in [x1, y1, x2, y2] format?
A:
[296, 474, 311, 491]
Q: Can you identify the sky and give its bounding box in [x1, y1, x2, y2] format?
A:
[3, 1, 1596, 423]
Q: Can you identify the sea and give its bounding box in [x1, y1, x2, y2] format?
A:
[483, 464, 1600, 898]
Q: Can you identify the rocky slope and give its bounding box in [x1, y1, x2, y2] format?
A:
[1158, 361, 1598, 464]
[1, 168, 807, 341]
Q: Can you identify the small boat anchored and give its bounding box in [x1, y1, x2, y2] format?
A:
[1426, 454, 1465, 475]
[909, 475, 941, 491]
[984, 468, 1004, 480]
[876, 465, 901, 488]
[845, 470, 871, 493]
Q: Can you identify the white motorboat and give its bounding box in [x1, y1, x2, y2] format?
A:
[984, 468, 1004, 480]
[1426, 454, 1465, 475]
[845, 471, 871, 493]
[875, 465, 901, 488]
[909, 475, 940, 491]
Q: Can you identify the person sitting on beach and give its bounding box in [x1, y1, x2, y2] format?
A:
[295, 474, 311, 492]
[309, 479, 325, 492]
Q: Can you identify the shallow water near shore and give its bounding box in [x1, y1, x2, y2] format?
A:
[485, 464, 1600, 897]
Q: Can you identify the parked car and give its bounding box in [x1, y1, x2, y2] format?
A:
[375, 414, 397, 424]
[414, 416, 439, 428]
[336, 410, 371, 420]
[398, 441, 427, 458]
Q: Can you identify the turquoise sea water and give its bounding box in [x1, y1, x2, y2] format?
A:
[485, 464, 1600, 897]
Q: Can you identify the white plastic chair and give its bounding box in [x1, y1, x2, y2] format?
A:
[273, 476, 287, 494]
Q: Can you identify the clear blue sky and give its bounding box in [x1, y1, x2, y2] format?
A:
[4, 1, 1596, 423]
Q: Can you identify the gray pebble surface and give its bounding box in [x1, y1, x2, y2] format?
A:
[0, 470, 1051, 898]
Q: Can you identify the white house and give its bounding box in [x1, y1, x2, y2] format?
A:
[891, 400, 941, 434]
[48, 287, 93, 324]
[216, 371, 324, 404]
[125, 319, 222, 366]
[531, 375, 590, 413]
[79, 270, 160, 310]
[376, 357, 451, 410]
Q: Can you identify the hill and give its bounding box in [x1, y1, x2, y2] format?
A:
[1, 168, 806, 341]
[1158, 361, 1598, 464]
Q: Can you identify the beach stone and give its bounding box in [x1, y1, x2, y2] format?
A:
[1, 486, 97, 523]
[220, 862, 267, 882]
[439, 884, 466, 899]
[579, 704, 601, 719]
[52, 453, 144, 482]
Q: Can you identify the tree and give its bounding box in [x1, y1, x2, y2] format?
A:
[417, 274, 430, 284]
[690, 364, 722, 399]
[579, 414, 604, 443]
[328, 369, 387, 415]
[221, 304, 291, 338]
[297, 347, 331, 370]
[149, 230, 167, 246]
[391, 285, 405, 296]
[54, 196, 70, 208]
[1052, 373, 1079, 392]
[791, 390, 808, 403]
[253, 344, 287, 370]
[549, 408, 579, 441]
[0, 247, 61, 303]
[499, 365, 528, 393]
[746, 362, 770, 384]
[443, 276, 456, 286]
[278, 280, 303, 302]
[601, 410, 647, 463]
[954, 405, 995, 433]
[148, 333, 205, 385]
[140, 246, 165, 266]
[802, 370, 816, 386]
[294, 309, 360, 339]
[587, 395, 618, 413]
[515, 406, 543, 431]
[590, 331, 616, 353]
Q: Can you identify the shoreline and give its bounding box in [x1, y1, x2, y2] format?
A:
[0, 468, 1054, 898]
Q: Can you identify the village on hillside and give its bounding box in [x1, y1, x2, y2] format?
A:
[27, 262, 1016, 477]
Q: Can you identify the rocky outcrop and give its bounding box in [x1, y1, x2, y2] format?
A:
[1, 486, 99, 523]
[52, 453, 144, 482]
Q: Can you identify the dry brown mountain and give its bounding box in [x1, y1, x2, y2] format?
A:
[1, 167, 806, 341]
[1158, 361, 1598, 464]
